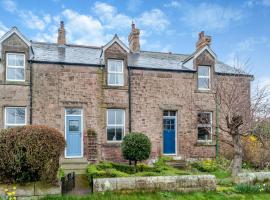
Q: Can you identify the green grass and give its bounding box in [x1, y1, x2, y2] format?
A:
[41, 191, 270, 200]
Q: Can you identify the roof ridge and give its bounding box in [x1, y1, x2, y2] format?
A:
[140, 50, 190, 56]
[31, 41, 102, 49]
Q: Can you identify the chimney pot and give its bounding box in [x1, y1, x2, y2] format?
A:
[57, 21, 66, 45]
[128, 22, 140, 53]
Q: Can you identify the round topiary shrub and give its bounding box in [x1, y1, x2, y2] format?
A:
[121, 132, 151, 167]
[0, 125, 65, 184]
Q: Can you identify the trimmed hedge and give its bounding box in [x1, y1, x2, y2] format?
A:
[121, 132, 151, 166]
[0, 125, 65, 184]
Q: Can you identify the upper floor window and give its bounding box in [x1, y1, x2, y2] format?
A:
[197, 112, 212, 141]
[6, 53, 25, 81]
[107, 59, 124, 86]
[5, 107, 26, 128]
[107, 109, 125, 142]
[198, 66, 210, 90]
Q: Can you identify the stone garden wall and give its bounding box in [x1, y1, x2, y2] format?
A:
[0, 182, 61, 200]
[93, 175, 216, 193]
[234, 172, 270, 184]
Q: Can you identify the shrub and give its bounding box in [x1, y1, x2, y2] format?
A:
[0, 125, 65, 184]
[121, 132, 151, 167]
[87, 164, 128, 179]
[192, 159, 218, 172]
[234, 183, 270, 193]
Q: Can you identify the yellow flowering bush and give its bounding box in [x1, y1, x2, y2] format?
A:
[192, 159, 218, 172]
[2, 186, 16, 200]
[242, 135, 270, 168]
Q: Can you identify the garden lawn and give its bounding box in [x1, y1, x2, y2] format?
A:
[41, 191, 270, 200]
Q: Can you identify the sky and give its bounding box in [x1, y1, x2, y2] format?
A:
[0, 0, 269, 88]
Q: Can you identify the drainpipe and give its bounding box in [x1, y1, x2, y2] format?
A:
[128, 66, 132, 132]
[215, 96, 220, 159]
[29, 60, 33, 125]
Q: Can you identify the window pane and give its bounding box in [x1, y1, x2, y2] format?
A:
[115, 127, 123, 140]
[16, 55, 24, 66]
[108, 110, 115, 125]
[16, 108, 26, 124]
[198, 113, 211, 124]
[108, 62, 116, 72]
[66, 108, 81, 115]
[15, 68, 24, 80]
[198, 66, 209, 76]
[6, 108, 16, 124]
[115, 110, 124, 124]
[107, 127, 116, 141]
[115, 61, 122, 72]
[69, 120, 79, 131]
[198, 78, 209, 89]
[7, 68, 16, 80]
[115, 74, 123, 85]
[108, 73, 116, 85]
[198, 127, 211, 140]
[7, 54, 16, 66]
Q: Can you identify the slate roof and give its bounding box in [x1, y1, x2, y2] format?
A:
[30, 41, 248, 75]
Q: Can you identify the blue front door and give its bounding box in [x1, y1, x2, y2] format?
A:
[163, 117, 176, 154]
[66, 115, 82, 157]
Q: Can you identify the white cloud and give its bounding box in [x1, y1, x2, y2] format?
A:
[137, 9, 169, 31]
[127, 0, 142, 12]
[0, 21, 8, 37]
[93, 2, 131, 30]
[164, 0, 181, 8]
[182, 3, 242, 31]
[236, 37, 268, 52]
[62, 9, 106, 45]
[19, 11, 48, 30]
[246, 0, 270, 7]
[2, 0, 16, 12]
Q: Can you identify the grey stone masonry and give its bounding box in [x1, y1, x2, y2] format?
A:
[93, 175, 216, 192]
[234, 172, 270, 184]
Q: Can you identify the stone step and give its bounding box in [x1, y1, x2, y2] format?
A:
[166, 160, 187, 169]
[60, 158, 89, 175]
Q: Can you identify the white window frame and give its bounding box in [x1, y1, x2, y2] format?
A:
[6, 53, 25, 82]
[197, 112, 212, 142]
[5, 107, 27, 128]
[107, 59, 124, 86]
[198, 66, 210, 90]
[106, 109, 125, 142]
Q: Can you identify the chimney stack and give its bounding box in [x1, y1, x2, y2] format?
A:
[57, 21, 66, 45]
[196, 31, 211, 50]
[128, 22, 140, 53]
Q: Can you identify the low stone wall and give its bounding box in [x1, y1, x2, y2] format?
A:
[234, 172, 270, 184]
[0, 182, 61, 200]
[93, 175, 216, 193]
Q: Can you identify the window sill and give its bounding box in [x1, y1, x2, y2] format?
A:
[103, 142, 122, 147]
[0, 81, 29, 86]
[103, 85, 128, 90]
[196, 141, 216, 146]
[194, 89, 213, 94]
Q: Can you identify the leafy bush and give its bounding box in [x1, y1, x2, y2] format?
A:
[0, 125, 65, 184]
[192, 159, 218, 172]
[121, 132, 151, 167]
[87, 164, 128, 178]
[234, 183, 270, 193]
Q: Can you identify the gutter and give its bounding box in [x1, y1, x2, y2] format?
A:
[29, 60, 33, 125]
[128, 66, 132, 132]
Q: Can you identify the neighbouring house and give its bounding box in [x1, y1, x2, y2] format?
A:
[0, 21, 252, 170]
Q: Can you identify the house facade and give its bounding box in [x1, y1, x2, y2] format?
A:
[0, 22, 252, 163]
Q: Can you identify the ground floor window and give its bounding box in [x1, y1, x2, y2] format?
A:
[197, 112, 212, 141]
[107, 109, 125, 142]
[5, 107, 26, 128]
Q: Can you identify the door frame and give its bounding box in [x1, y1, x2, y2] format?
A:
[64, 108, 83, 158]
[163, 114, 177, 156]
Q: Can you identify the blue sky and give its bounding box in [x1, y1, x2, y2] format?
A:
[0, 0, 269, 87]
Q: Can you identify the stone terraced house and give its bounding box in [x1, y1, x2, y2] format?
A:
[0, 22, 252, 172]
